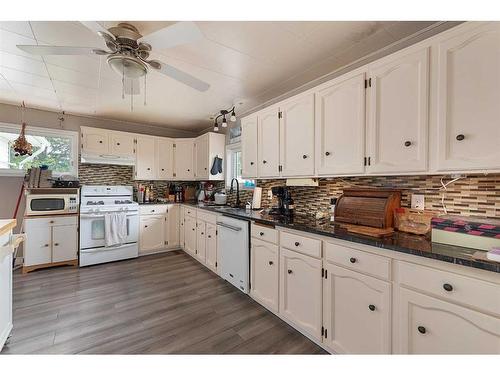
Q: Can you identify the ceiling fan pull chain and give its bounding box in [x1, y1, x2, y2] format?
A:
[144, 75, 147, 106]
[131, 79, 134, 111]
[121, 61, 125, 100]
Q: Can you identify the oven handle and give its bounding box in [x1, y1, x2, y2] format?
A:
[80, 243, 135, 253]
[217, 222, 242, 232]
[80, 212, 138, 218]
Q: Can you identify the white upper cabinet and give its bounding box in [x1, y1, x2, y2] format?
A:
[280, 93, 315, 177]
[157, 138, 174, 180]
[258, 106, 281, 178]
[435, 22, 500, 171]
[135, 136, 156, 180]
[315, 72, 366, 175]
[194, 132, 225, 181]
[174, 139, 195, 180]
[81, 127, 109, 155]
[110, 132, 135, 157]
[366, 47, 430, 174]
[241, 115, 258, 178]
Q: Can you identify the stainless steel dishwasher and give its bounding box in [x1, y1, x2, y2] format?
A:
[217, 215, 250, 293]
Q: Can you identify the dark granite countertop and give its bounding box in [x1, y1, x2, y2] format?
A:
[185, 202, 500, 274]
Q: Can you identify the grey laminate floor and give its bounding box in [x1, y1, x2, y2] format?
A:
[2, 251, 326, 354]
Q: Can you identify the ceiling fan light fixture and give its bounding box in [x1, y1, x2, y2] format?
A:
[222, 116, 227, 127]
[230, 109, 236, 122]
[107, 55, 148, 78]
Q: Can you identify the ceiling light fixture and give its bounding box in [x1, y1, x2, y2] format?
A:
[213, 106, 237, 131]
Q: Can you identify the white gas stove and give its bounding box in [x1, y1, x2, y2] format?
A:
[79, 186, 139, 266]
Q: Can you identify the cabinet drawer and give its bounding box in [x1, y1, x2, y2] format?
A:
[139, 205, 168, 215]
[25, 216, 78, 227]
[280, 231, 321, 258]
[251, 223, 278, 244]
[184, 207, 196, 218]
[196, 210, 217, 224]
[324, 241, 391, 280]
[397, 261, 500, 316]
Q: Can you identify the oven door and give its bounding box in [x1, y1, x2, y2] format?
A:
[79, 212, 139, 249]
[27, 195, 68, 215]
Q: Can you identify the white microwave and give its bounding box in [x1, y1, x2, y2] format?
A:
[25, 193, 79, 216]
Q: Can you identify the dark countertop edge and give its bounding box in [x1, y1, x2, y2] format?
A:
[186, 203, 500, 275]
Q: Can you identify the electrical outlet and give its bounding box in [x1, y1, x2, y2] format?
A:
[267, 190, 273, 199]
[411, 194, 425, 210]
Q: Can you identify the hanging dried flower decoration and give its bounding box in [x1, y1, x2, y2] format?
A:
[12, 101, 33, 157]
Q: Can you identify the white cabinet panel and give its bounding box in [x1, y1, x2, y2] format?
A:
[205, 223, 217, 272]
[110, 132, 135, 157]
[397, 287, 500, 354]
[139, 215, 165, 253]
[81, 127, 108, 155]
[250, 238, 279, 313]
[165, 205, 179, 248]
[367, 47, 429, 173]
[23, 220, 51, 266]
[196, 220, 206, 263]
[174, 139, 195, 180]
[241, 115, 258, 178]
[323, 264, 391, 354]
[280, 93, 315, 176]
[179, 206, 185, 249]
[279, 248, 322, 339]
[436, 22, 500, 171]
[157, 138, 174, 180]
[315, 73, 366, 175]
[135, 136, 156, 180]
[195, 134, 209, 179]
[184, 215, 197, 257]
[258, 106, 280, 178]
[51, 225, 78, 263]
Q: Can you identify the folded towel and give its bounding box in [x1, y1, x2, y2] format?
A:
[104, 212, 127, 247]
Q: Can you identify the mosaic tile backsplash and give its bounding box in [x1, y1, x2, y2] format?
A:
[80, 163, 499, 219]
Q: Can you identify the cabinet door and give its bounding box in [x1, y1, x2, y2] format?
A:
[81, 127, 109, 155]
[174, 140, 195, 180]
[179, 207, 185, 249]
[250, 238, 279, 313]
[205, 223, 217, 272]
[110, 132, 135, 157]
[279, 248, 322, 339]
[196, 220, 206, 263]
[165, 205, 179, 248]
[195, 135, 209, 180]
[397, 288, 500, 354]
[280, 93, 315, 176]
[258, 106, 281, 178]
[139, 215, 165, 254]
[315, 73, 366, 175]
[157, 138, 174, 179]
[323, 264, 391, 354]
[367, 47, 429, 173]
[241, 115, 258, 178]
[24, 220, 52, 266]
[184, 216, 197, 257]
[52, 225, 78, 263]
[135, 136, 156, 180]
[436, 22, 500, 171]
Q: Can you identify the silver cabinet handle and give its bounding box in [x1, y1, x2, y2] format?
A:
[217, 222, 242, 232]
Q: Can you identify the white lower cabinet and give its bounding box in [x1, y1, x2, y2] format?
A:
[280, 247, 323, 340]
[323, 264, 391, 354]
[205, 223, 217, 272]
[195, 220, 206, 263]
[397, 287, 500, 354]
[139, 205, 181, 254]
[184, 215, 197, 257]
[139, 215, 165, 254]
[250, 238, 279, 313]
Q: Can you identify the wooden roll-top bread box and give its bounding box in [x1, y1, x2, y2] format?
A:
[334, 188, 402, 230]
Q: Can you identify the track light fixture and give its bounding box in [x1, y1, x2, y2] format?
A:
[213, 105, 236, 131]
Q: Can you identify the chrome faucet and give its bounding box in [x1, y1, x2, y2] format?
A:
[229, 178, 241, 208]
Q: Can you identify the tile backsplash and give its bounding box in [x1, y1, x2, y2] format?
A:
[79, 163, 499, 219]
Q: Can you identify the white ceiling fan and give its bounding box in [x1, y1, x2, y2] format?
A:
[17, 21, 210, 95]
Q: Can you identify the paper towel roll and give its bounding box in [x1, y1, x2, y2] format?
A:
[252, 187, 262, 209]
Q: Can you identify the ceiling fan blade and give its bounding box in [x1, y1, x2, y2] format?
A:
[141, 22, 203, 50]
[17, 45, 97, 55]
[80, 21, 109, 35]
[124, 78, 141, 96]
[155, 62, 210, 92]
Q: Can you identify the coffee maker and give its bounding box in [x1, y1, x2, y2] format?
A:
[269, 186, 294, 217]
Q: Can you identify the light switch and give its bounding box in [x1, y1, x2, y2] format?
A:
[411, 194, 425, 210]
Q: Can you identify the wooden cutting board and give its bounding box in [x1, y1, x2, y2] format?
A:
[340, 223, 394, 238]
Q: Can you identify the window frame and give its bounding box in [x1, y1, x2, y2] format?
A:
[225, 142, 255, 190]
[0, 122, 79, 177]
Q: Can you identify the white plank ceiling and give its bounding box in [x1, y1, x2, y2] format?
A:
[0, 21, 437, 131]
